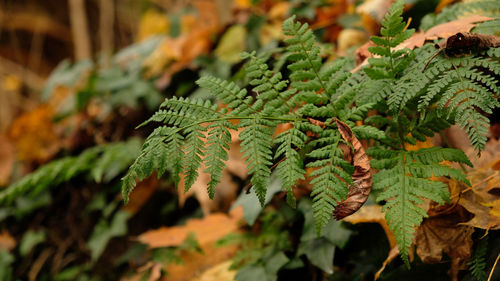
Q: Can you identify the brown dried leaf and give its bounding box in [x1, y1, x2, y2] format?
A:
[459, 168, 500, 231]
[353, 16, 495, 69]
[137, 207, 243, 248]
[334, 120, 373, 220]
[400, 15, 494, 50]
[415, 208, 474, 281]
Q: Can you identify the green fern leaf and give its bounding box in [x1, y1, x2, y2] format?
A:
[204, 120, 235, 198]
[239, 117, 274, 205]
[274, 124, 308, 207]
[306, 129, 352, 233]
[373, 148, 471, 265]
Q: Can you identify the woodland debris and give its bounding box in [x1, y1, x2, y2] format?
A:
[424, 32, 500, 71]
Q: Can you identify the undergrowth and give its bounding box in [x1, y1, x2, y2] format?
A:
[121, 0, 500, 265]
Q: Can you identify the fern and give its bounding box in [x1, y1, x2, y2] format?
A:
[468, 237, 488, 281]
[0, 138, 141, 204]
[307, 129, 352, 234]
[358, 0, 489, 264]
[370, 147, 472, 265]
[122, 15, 376, 233]
[122, 0, 499, 266]
[420, 0, 500, 31]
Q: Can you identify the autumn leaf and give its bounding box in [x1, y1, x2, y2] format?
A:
[354, 15, 496, 68]
[459, 168, 500, 231]
[191, 260, 236, 281]
[137, 9, 170, 41]
[334, 120, 373, 220]
[8, 105, 61, 163]
[415, 207, 474, 281]
[343, 205, 397, 249]
[0, 230, 16, 251]
[133, 207, 244, 280]
[137, 207, 243, 248]
[0, 135, 14, 186]
[399, 15, 495, 50]
[215, 25, 247, 63]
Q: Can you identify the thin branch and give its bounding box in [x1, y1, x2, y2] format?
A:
[99, 0, 115, 66]
[68, 0, 91, 60]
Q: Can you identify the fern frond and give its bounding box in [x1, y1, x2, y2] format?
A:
[417, 54, 500, 152]
[282, 16, 329, 102]
[468, 237, 488, 281]
[239, 117, 274, 205]
[372, 148, 471, 265]
[182, 124, 207, 192]
[0, 139, 141, 205]
[204, 120, 235, 198]
[420, 0, 500, 30]
[196, 76, 254, 115]
[306, 129, 352, 233]
[122, 129, 182, 202]
[274, 124, 308, 207]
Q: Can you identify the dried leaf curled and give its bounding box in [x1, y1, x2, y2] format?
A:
[333, 120, 373, 220]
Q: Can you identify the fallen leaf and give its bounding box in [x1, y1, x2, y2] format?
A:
[353, 16, 496, 69]
[337, 29, 368, 53]
[415, 206, 474, 281]
[334, 120, 373, 220]
[343, 205, 397, 249]
[0, 135, 14, 186]
[374, 246, 399, 280]
[215, 25, 247, 63]
[400, 15, 495, 50]
[137, 9, 170, 41]
[145, 0, 222, 88]
[137, 207, 243, 248]
[165, 243, 238, 281]
[191, 260, 236, 281]
[459, 168, 500, 231]
[0, 230, 16, 251]
[464, 138, 500, 171]
[356, 0, 394, 23]
[8, 105, 61, 163]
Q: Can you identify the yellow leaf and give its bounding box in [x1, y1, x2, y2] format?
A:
[137, 10, 170, 41]
[215, 25, 247, 63]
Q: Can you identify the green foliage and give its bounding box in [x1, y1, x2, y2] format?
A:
[468, 237, 488, 281]
[370, 147, 471, 265]
[122, 15, 374, 232]
[420, 0, 500, 31]
[123, 0, 499, 268]
[0, 138, 142, 205]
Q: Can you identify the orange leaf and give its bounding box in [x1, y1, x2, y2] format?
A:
[137, 207, 243, 248]
[0, 230, 16, 251]
[0, 135, 14, 186]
